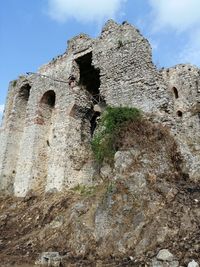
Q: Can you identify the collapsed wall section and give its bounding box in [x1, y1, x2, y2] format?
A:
[92, 20, 171, 114]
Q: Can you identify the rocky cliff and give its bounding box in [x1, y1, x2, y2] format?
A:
[0, 115, 200, 266]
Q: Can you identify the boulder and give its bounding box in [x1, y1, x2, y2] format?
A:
[156, 249, 174, 262]
[188, 260, 199, 267]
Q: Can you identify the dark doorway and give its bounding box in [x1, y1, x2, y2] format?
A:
[90, 111, 100, 136]
[75, 52, 101, 104]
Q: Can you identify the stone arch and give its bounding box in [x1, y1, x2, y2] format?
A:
[15, 83, 31, 124]
[19, 84, 31, 101]
[172, 87, 179, 99]
[32, 90, 56, 190]
[13, 83, 31, 147]
[0, 83, 31, 193]
[39, 90, 56, 121]
[40, 90, 56, 108]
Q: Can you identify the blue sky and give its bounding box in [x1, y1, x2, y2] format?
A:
[1, 0, 200, 120]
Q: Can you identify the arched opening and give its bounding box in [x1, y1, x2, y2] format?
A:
[39, 90, 56, 139]
[2, 83, 31, 192]
[39, 90, 56, 123]
[177, 110, 183, 117]
[11, 83, 31, 127]
[19, 84, 31, 101]
[33, 90, 56, 189]
[40, 90, 56, 108]
[172, 87, 179, 99]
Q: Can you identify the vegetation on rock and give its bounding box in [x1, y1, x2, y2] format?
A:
[71, 184, 96, 197]
[91, 106, 142, 164]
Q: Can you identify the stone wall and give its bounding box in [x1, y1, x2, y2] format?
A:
[162, 65, 200, 181]
[0, 20, 200, 196]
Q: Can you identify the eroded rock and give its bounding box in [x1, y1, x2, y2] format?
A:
[188, 260, 199, 267]
[156, 249, 175, 262]
[35, 252, 62, 266]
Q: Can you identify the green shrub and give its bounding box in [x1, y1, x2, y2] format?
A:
[13, 80, 17, 87]
[91, 106, 141, 164]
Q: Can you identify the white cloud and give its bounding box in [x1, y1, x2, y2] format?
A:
[149, 0, 200, 32]
[148, 0, 200, 66]
[179, 29, 200, 66]
[47, 0, 127, 24]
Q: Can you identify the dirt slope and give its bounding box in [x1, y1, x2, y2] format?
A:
[0, 120, 200, 266]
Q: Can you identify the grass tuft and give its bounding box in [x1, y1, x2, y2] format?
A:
[71, 184, 96, 197]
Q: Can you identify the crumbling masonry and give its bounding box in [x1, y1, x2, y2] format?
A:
[0, 20, 200, 196]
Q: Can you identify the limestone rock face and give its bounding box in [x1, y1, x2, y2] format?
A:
[35, 252, 62, 266]
[0, 117, 200, 265]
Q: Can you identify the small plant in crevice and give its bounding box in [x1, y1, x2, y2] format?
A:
[117, 40, 123, 48]
[71, 184, 96, 197]
[106, 181, 115, 194]
[13, 80, 17, 87]
[91, 106, 142, 165]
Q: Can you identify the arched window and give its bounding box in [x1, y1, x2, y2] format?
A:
[33, 90, 56, 190]
[19, 84, 31, 102]
[39, 90, 56, 122]
[172, 87, 179, 99]
[40, 90, 56, 108]
[15, 83, 31, 123]
[3, 83, 31, 190]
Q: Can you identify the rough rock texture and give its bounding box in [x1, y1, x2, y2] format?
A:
[188, 260, 199, 267]
[0, 20, 199, 197]
[0, 120, 200, 266]
[156, 249, 175, 261]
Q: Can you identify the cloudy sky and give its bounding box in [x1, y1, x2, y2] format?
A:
[1, 0, 200, 121]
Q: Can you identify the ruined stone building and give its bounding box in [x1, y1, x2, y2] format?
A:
[0, 20, 200, 197]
